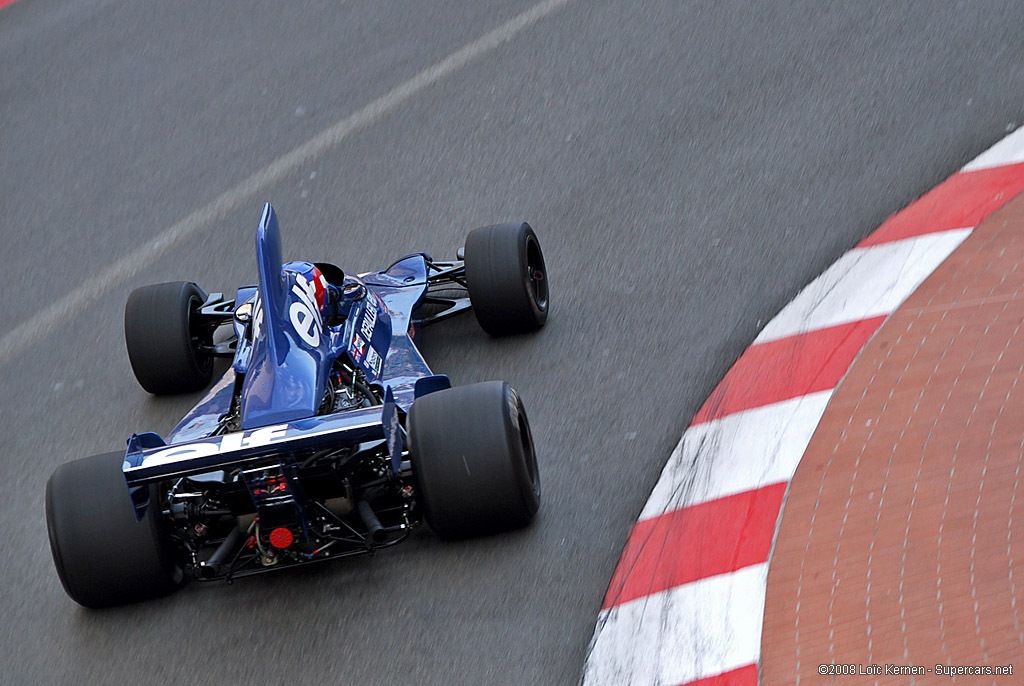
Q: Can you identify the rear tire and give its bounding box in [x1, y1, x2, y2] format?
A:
[125, 281, 213, 394]
[45, 452, 183, 608]
[408, 381, 540, 539]
[464, 222, 549, 336]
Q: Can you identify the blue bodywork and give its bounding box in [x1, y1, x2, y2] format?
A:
[123, 203, 450, 514]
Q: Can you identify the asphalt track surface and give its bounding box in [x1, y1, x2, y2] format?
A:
[2, 2, 1024, 684]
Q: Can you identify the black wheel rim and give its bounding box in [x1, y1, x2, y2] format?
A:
[525, 236, 548, 311]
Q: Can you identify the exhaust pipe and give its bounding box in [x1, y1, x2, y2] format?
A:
[200, 526, 246, 578]
[357, 499, 387, 545]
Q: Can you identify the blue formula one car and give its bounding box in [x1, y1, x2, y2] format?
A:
[45, 203, 548, 608]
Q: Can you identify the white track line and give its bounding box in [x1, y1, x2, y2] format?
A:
[755, 228, 971, 344]
[0, 0, 573, 370]
[583, 563, 768, 686]
[638, 391, 832, 522]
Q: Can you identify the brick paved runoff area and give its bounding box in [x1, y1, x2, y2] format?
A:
[762, 193, 1024, 684]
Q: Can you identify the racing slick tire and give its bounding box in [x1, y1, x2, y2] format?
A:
[45, 451, 184, 608]
[408, 381, 540, 539]
[463, 222, 548, 336]
[125, 281, 214, 394]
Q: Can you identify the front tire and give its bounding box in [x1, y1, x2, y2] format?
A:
[45, 451, 183, 608]
[408, 381, 540, 539]
[464, 222, 549, 336]
[125, 281, 214, 394]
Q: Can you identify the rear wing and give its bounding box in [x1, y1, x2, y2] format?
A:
[123, 405, 385, 488]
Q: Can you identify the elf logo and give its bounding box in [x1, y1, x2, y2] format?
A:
[138, 424, 290, 469]
[289, 274, 324, 347]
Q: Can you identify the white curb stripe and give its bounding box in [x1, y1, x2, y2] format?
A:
[962, 127, 1024, 172]
[638, 391, 832, 522]
[583, 564, 768, 686]
[755, 229, 971, 345]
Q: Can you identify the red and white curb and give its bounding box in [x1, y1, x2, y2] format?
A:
[580, 128, 1024, 686]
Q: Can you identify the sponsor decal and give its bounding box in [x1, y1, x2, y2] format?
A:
[366, 346, 383, 377]
[360, 300, 378, 341]
[289, 273, 324, 347]
[138, 425, 290, 468]
[351, 333, 367, 362]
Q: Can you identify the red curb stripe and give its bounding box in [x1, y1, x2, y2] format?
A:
[0, 0, 19, 9]
[691, 316, 885, 425]
[859, 162, 1024, 247]
[674, 664, 759, 686]
[602, 483, 787, 609]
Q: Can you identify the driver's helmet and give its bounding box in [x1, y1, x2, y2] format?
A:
[282, 261, 330, 314]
